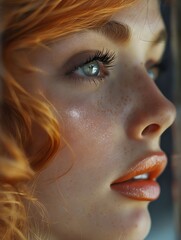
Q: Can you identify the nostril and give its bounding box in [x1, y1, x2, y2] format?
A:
[142, 124, 160, 136]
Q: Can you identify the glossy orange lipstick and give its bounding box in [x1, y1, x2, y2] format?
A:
[111, 152, 167, 201]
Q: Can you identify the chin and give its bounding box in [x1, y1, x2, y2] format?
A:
[83, 206, 151, 240]
[120, 207, 151, 240]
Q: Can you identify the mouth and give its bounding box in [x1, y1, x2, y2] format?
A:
[111, 152, 167, 201]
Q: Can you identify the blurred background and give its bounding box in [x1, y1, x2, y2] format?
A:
[146, 1, 181, 240]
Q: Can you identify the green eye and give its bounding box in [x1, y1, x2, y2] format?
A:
[76, 60, 100, 77]
[67, 49, 115, 85]
[147, 67, 159, 81]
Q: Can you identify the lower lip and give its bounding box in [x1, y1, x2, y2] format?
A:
[111, 180, 160, 201]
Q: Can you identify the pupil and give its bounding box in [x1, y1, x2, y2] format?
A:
[83, 61, 99, 76]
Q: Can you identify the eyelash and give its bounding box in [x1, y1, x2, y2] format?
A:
[68, 49, 116, 84]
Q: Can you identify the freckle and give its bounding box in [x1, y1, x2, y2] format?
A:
[107, 109, 114, 115]
[134, 223, 138, 228]
[125, 63, 128, 68]
[123, 146, 129, 155]
[121, 95, 130, 105]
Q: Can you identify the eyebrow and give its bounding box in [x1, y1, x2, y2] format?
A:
[93, 20, 167, 46]
[93, 21, 130, 43]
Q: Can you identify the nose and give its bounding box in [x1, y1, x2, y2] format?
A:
[126, 77, 176, 140]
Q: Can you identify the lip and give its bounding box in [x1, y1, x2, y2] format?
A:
[111, 152, 167, 201]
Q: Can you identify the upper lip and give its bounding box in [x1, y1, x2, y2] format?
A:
[111, 151, 167, 184]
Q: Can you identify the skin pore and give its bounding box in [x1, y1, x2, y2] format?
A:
[12, 0, 176, 239]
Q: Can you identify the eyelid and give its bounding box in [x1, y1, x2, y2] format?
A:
[62, 50, 101, 75]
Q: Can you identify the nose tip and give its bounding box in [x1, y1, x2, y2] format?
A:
[126, 95, 176, 140]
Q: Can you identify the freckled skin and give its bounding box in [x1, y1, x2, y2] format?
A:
[12, 0, 176, 239]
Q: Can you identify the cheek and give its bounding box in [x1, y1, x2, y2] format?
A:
[63, 107, 121, 148]
[46, 74, 137, 172]
[50, 79, 135, 148]
[43, 94, 126, 181]
[51, 90, 125, 149]
[55, 103, 124, 174]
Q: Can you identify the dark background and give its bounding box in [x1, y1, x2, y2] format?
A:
[146, 3, 176, 240]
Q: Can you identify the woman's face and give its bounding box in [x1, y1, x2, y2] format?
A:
[16, 0, 176, 239]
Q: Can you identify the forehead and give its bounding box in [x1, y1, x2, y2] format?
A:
[110, 0, 165, 41]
